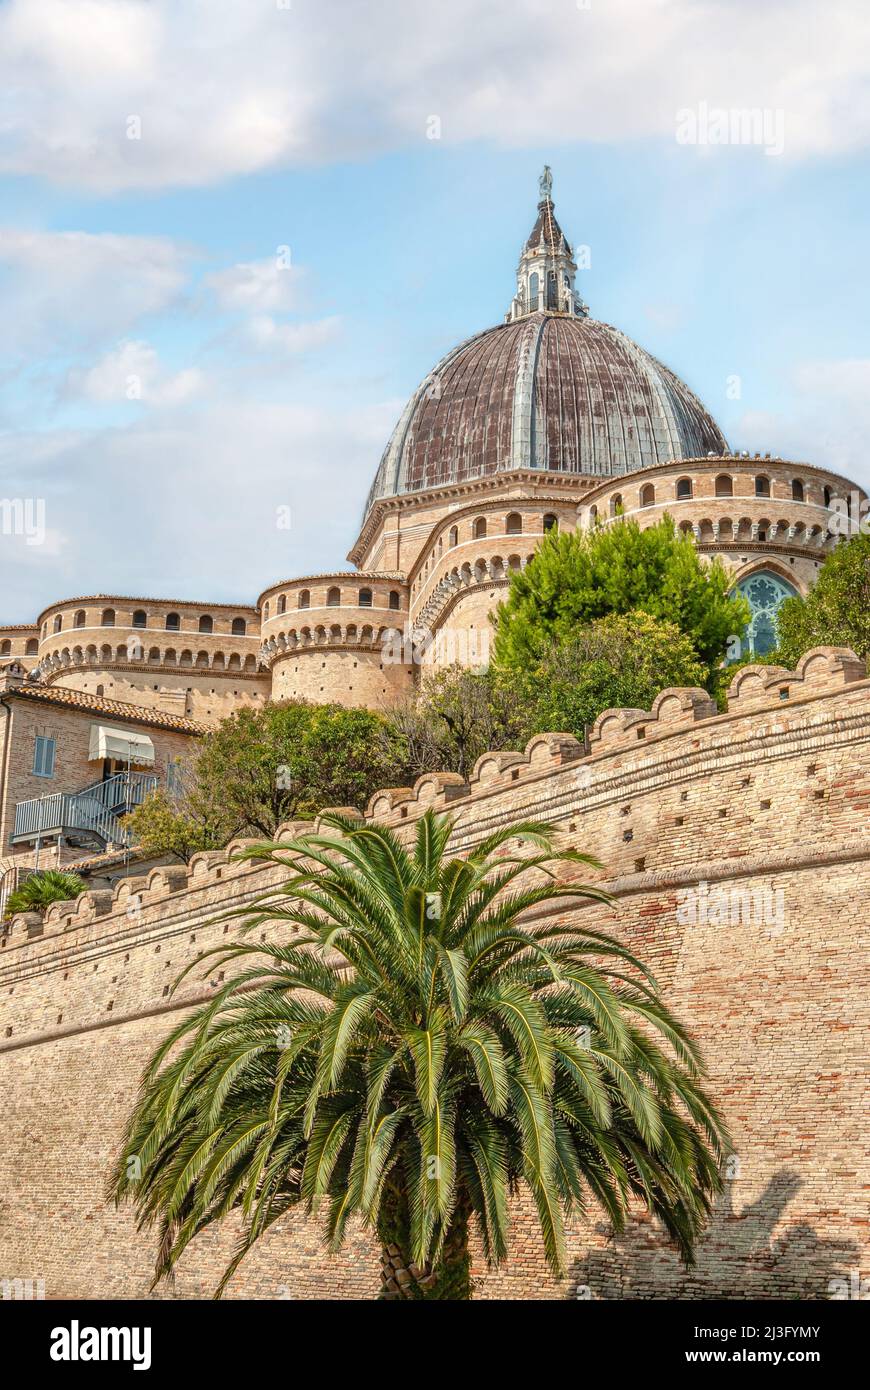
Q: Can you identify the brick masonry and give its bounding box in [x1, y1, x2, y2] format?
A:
[0, 646, 867, 1299]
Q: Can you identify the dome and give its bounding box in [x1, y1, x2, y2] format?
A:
[366, 312, 728, 510]
[365, 169, 727, 512]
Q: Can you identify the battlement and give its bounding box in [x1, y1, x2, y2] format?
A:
[2, 646, 866, 951]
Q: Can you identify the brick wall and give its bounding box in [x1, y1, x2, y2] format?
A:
[0, 645, 867, 1300]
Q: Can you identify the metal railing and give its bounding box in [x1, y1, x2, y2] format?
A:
[13, 771, 157, 847]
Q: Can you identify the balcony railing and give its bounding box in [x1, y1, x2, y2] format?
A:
[12, 771, 158, 849]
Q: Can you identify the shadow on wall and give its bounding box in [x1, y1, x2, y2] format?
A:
[570, 1170, 859, 1300]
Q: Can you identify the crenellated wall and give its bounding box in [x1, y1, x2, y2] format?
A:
[0, 646, 867, 1299]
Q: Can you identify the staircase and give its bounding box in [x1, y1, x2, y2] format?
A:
[12, 771, 158, 852]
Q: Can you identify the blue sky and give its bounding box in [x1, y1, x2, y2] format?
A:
[0, 0, 868, 622]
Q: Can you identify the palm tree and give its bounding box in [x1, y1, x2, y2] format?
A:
[4, 869, 87, 919]
[110, 811, 727, 1299]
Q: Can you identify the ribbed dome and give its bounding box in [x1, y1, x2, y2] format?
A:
[365, 313, 728, 510]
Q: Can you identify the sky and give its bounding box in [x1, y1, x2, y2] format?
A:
[0, 0, 868, 622]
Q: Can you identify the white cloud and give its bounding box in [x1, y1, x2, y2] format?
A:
[244, 315, 341, 355]
[65, 339, 205, 405]
[735, 358, 870, 492]
[0, 0, 868, 192]
[0, 230, 190, 357]
[0, 395, 399, 620]
[207, 257, 304, 314]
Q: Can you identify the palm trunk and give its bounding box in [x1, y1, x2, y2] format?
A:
[378, 1191, 473, 1300]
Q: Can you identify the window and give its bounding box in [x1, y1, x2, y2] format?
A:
[297, 590, 309, 610]
[792, 479, 804, 501]
[101, 608, 115, 627]
[505, 512, 522, 535]
[588, 505, 598, 524]
[25, 639, 37, 656]
[231, 617, 246, 636]
[733, 571, 799, 658]
[676, 478, 693, 500]
[198, 615, 213, 634]
[609, 494, 623, 517]
[326, 587, 341, 607]
[546, 270, 557, 310]
[132, 610, 147, 628]
[389, 590, 400, 610]
[165, 612, 180, 631]
[640, 484, 655, 508]
[715, 475, 733, 498]
[543, 513, 558, 532]
[52, 614, 62, 633]
[262, 603, 270, 620]
[755, 476, 771, 498]
[0, 640, 10, 656]
[359, 588, 373, 608]
[529, 271, 539, 311]
[74, 609, 86, 628]
[473, 517, 487, 539]
[33, 735, 56, 778]
[448, 526, 458, 547]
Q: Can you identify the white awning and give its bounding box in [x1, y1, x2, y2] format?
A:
[88, 724, 155, 765]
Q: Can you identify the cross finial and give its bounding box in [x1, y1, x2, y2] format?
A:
[538, 165, 553, 202]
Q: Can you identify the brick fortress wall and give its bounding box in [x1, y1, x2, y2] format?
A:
[0, 646, 867, 1300]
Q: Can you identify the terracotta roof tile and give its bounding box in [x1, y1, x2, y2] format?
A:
[4, 682, 205, 735]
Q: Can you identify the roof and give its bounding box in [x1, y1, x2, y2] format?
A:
[365, 313, 728, 510]
[1, 682, 205, 735]
[525, 197, 571, 254]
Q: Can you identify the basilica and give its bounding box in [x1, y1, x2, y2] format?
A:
[0, 170, 864, 889]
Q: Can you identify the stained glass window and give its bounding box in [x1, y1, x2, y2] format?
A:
[733, 570, 799, 658]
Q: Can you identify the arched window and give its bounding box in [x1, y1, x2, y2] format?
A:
[609, 494, 623, 517]
[263, 602, 270, 620]
[0, 640, 10, 656]
[823, 486, 832, 508]
[101, 608, 115, 627]
[588, 505, 598, 525]
[448, 526, 458, 547]
[528, 272, 539, 312]
[165, 612, 180, 631]
[543, 513, 558, 532]
[132, 609, 147, 628]
[755, 475, 771, 498]
[326, 586, 341, 607]
[505, 512, 522, 535]
[25, 638, 37, 656]
[640, 484, 655, 508]
[52, 614, 62, 633]
[95, 684, 104, 697]
[676, 478, 693, 500]
[715, 474, 733, 497]
[792, 479, 805, 502]
[297, 591, 309, 610]
[359, 588, 373, 608]
[733, 571, 799, 658]
[198, 615, 213, 634]
[231, 617, 246, 635]
[473, 517, 487, 539]
[74, 609, 86, 628]
[546, 269, 557, 310]
[389, 590, 400, 610]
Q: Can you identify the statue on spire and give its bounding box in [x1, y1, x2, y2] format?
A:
[538, 165, 553, 202]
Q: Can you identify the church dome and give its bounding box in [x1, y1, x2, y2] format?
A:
[365, 170, 727, 511]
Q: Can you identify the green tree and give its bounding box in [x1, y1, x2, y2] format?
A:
[124, 701, 411, 859]
[775, 532, 870, 666]
[4, 870, 87, 919]
[123, 789, 229, 864]
[493, 517, 748, 686]
[387, 666, 526, 779]
[111, 811, 727, 1300]
[518, 612, 709, 739]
